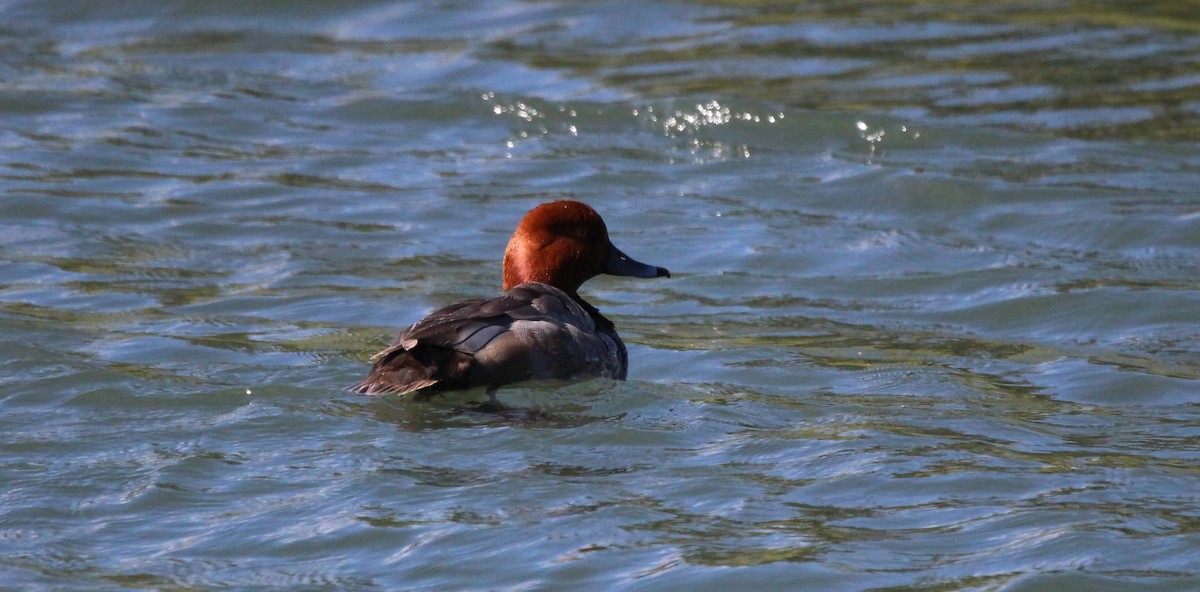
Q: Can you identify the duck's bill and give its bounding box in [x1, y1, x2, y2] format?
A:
[605, 245, 670, 279]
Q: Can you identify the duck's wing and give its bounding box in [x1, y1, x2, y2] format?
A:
[351, 285, 594, 396]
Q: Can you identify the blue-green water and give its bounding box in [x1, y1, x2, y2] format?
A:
[2, 1, 1199, 590]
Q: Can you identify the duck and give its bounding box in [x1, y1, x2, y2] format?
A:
[352, 200, 669, 398]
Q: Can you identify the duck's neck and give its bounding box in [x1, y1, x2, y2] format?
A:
[568, 290, 616, 333]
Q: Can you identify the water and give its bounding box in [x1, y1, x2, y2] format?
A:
[2, 1, 1199, 590]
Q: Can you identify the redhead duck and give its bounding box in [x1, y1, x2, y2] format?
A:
[353, 200, 669, 397]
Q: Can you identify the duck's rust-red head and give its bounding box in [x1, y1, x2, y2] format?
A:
[502, 200, 669, 293]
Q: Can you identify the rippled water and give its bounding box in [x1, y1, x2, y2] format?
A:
[3, 1, 1199, 590]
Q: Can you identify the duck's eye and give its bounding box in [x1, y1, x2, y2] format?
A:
[574, 227, 589, 240]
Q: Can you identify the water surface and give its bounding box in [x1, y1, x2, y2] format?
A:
[2, 1, 1199, 590]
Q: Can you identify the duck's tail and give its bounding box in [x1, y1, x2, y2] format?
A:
[350, 340, 470, 396]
